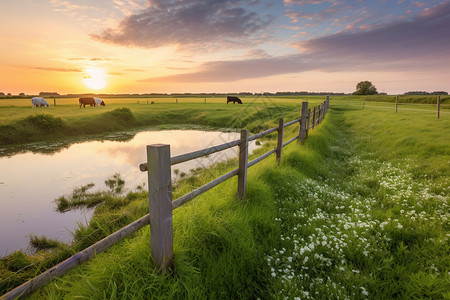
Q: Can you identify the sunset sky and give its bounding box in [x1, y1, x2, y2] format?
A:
[1, 0, 449, 95]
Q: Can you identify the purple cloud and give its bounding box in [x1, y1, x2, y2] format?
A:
[299, 1, 450, 61]
[141, 1, 450, 83]
[284, 0, 331, 5]
[91, 0, 273, 49]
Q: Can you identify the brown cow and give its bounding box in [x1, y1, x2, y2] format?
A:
[79, 97, 96, 108]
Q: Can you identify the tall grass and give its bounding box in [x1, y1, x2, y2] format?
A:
[2, 97, 448, 298]
[0, 100, 303, 146]
[265, 100, 449, 299]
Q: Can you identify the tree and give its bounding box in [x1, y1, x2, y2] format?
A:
[353, 81, 378, 95]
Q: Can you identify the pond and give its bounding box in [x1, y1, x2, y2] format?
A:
[0, 129, 259, 258]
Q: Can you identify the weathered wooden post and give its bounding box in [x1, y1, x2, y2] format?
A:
[319, 104, 322, 124]
[306, 108, 311, 138]
[147, 144, 173, 269]
[316, 104, 321, 124]
[395, 95, 398, 113]
[299, 102, 309, 143]
[238, 129, 248, 199]
[437, 95, 440, 119]
[276, 118, 284, 164]
[312, 106, 316, 129]
[320, 103, 324, 123]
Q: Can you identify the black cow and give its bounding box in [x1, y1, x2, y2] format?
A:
[227, 96, 243, 104]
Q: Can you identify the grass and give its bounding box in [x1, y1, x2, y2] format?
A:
[1, 96, 449, 298]
[0, 95, 446, 146]
[0, 97, 310, 146]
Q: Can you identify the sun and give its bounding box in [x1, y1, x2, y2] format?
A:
[83, 67, 106, 90]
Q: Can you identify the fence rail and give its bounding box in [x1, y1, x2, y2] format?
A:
[143, 99, 329, 269]
[2, 98, 330, 300]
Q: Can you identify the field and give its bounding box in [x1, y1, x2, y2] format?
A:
[0, 96, 449, 299]
[0, 95, 328, 147]
[0, 95, 447, 147]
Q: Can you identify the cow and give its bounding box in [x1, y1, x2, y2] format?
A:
[227, 96, 243, 104]
[31, 97, 50, 108]
[79, 97, 96, 108]
[94, 97, 106, 106]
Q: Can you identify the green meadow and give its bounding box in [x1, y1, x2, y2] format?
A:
[0, 95, 328, 146]
[0, 96, 449, 299]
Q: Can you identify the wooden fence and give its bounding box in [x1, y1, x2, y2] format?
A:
[138, 99, 330, 268]
[2, 99, 329, 299]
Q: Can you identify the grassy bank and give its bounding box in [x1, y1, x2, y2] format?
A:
[1, 95, 447, 147]
[0, 97, 307, 146]
[2, 98, 449, 298]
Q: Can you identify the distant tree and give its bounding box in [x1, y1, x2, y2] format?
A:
[353, 81, 378, 95]
[0, 92, 4, 96]
[39, 92, 59, 96]
[404, 91, 429, 95]
[431, 91, 448, 95]
[19, 93, 25, 96]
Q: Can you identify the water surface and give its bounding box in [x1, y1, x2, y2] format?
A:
[0, 129, 257, 257]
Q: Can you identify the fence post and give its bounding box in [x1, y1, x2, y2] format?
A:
[276, 118, 284, 164]
[317, 105, 321, 125]
[317, 105, 320, 125]
[147, 144, 173, 269]
[299, 102, 309, 143]
[306, 108, 311, 138]
[238, 129, 248, 199]
[437, 95, 440, 119]
[312, 106, 316, 129]
[319, 103, 323, 124]
[395, 95, 398, 113]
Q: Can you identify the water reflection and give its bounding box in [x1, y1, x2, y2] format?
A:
[0, 130, 257, 257]
[0, 131, 137, 157]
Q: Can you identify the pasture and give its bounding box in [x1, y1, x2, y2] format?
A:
[0, 95, 328, 146]
[1, 95, 449, 299]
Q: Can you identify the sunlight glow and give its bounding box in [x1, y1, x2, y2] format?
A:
[83, 67, 106, 90]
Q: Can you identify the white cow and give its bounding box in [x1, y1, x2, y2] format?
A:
[94, 97, 105, 106]
[31, 97, 50, 108]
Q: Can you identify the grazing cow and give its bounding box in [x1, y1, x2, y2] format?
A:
[227, 96, 243, 104]
[79, 97, 96, 108]
[31, 97, 50, 108]
[94, 97, 106, 106]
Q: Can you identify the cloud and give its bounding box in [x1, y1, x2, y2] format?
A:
[91, 0, 273, 49]
[112, 0, 148, 16]
[299, 0, 450, 60]
[29, 66, 82, 72]
[284, 0, 331, 5]
[68, 57, 112, 61]
[49, 0, 89, 12]
[124, 68, 146, 72]
[141, 1, 450, 83]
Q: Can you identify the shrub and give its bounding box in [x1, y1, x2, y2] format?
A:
[103, 107, 135, 125]
[20, 114, 65, 132]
